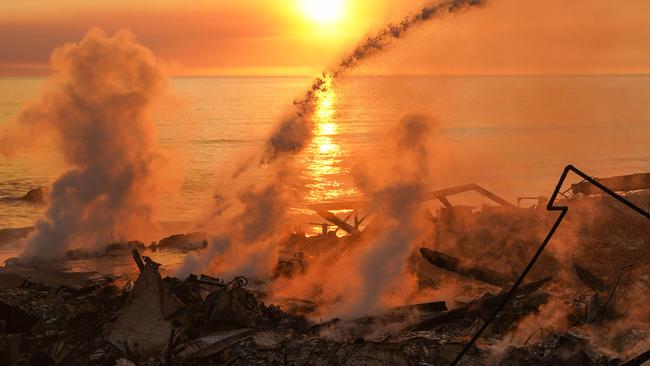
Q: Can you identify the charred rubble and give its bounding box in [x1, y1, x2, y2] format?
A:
[0, 173, 649, 365]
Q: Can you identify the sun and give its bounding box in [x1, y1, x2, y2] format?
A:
[301, 0, 345, 24]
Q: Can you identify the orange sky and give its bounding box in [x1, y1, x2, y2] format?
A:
[1, 0, 649, 76]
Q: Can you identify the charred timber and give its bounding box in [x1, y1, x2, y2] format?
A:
[308, 183, 513, 212]
[314, 210, 359, 235]
[412, 277, 551, 330]
[573, 263, 608, 292]
[390, 300, 448, 314]
[131, 249, 145, 272]
[420, 248, 510, 287]
[571, 172, 650, 195]
[621, 349, 650, 366]
[421, 183, 514, 207]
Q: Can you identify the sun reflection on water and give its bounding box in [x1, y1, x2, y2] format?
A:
[302, 78, 356, 205]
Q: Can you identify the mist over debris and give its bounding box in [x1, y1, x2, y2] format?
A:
[195, 0, 487, 302]
[179, 163, 297, 279]
[237, 0, 486, 278]
[270, 115, 439, 319]
[348, 115, 439, 318]
[0, 29, 167, 260]
[261, 0, 485, 164]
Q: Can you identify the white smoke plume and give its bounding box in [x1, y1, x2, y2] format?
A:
[333, 114, 438, 317]
[178, 164, 295, 279]
[0, 29, 167, 260]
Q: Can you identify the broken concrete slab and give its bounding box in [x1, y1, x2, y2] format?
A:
[108, 254, 187, 356]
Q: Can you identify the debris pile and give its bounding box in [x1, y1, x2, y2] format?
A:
[0, 172, 648, 365]
[150, 233, 209, 253]
[2, 250, 644, 365]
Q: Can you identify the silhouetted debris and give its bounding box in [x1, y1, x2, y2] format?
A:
[0, 247, 645, 365]
[274, 257, 305, 278]
[571, 172, 650, 196]
[20, 187, 49, 204]
[621, 348, 650, 366]
[25, 232, 212, 263]
[500, 332, 622, 366]
[420, 247, 510, 287]
[413, 277, 551, 332]
[574, 263, 609, 292]
[163, 275, 205, 305]
[105, 241, 146, 254]
[58, 241, 146, 261]
[392, 300, 448, 314]
[0, 272, 126, 365]
[151, 232, 209, 252]
[0, 174, 647, 365]
[170, 328, 254, 362]
[0, 301, 38, 333]
[131, 249, 145, 272]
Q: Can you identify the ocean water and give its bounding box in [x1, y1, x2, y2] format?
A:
[1, 75, 649, 230]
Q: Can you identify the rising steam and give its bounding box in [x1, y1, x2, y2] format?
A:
[333, 115, 438, 317]
[271, 115, 439, 318]
[179, 163, 296, 279]
[183, 0, 486, 310]
[0, 29, 167, 260]
[192, 0, 486, 298]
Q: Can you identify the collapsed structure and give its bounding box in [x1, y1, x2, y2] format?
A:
[0, 170, 648, 365]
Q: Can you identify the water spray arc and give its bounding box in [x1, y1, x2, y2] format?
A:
[263, 0, 486, 163]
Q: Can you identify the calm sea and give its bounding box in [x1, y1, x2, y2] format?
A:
[1, 75, 649, 230]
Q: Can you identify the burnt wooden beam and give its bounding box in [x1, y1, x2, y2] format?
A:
[620, 349, 650, 366]
[571, 172, 650, 195]
[573, 263, 608, 292]
[420, 247, 510, 287]
[412, 277, 551, 330]
[131, 249, 145, 272]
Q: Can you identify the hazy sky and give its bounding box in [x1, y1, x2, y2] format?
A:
[1, 0, 649, 76]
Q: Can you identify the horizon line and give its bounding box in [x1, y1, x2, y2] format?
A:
[2, 72, 650, 79]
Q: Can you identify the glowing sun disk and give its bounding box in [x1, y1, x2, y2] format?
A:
[301, 0, 344, 24]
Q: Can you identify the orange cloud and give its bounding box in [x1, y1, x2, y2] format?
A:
[1, 0, 649, 76]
